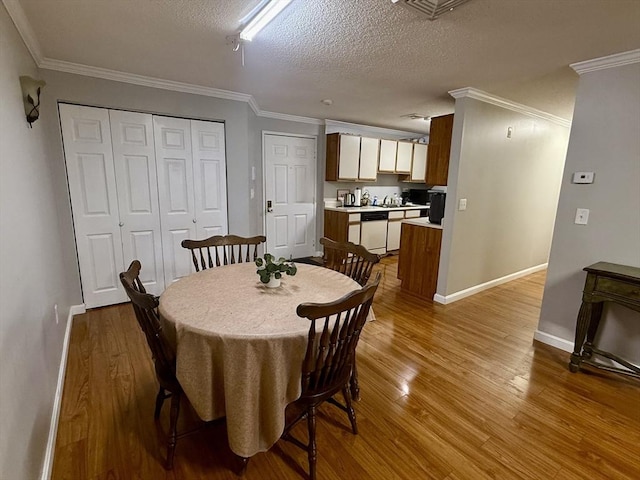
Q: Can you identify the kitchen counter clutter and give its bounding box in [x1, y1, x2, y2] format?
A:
[324, 204, 428, 213]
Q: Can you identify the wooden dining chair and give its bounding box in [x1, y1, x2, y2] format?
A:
[319, 237, 381, 400]
[319, 237, 381, 287]
[282, 273, 380, 480]
[119, 260, 183, 470]
[181, 234, 266, 272]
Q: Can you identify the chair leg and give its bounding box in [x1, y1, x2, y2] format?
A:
[307, 406, 317, 480]
[154, 386, 165, 420]
[350, 360, 360, 401]
[342, 387, 358, 435]
[237, 456, 249, 476]
[166, 391, 181, 470]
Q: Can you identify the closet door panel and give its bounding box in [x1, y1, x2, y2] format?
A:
[59, 104, 126, 308]
[191, 120, 228, 239]
[110, 110, 165, 296]
[154, 116, 196, 285]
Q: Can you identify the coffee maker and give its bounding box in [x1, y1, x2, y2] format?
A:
[428, 191, 446, 224]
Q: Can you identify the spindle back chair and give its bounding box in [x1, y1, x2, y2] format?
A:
[281, 273, 380, 480]
[181, 234, 266, 272]
[120, 260, 182, 469]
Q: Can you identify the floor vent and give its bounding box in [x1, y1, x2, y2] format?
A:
[393, 0, 473, 20]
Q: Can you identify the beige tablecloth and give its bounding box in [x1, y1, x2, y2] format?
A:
[158, 262, 362, 458]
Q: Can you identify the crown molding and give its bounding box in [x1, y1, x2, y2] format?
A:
[570, 49, 640, 75]
[37, 58, 327, 124]
[2, 0, 43, 63]
[4, 2, 324, 125]
[39, 58, 257, 105]
[449, 87, 571, 128]
[324, 119, 425, 139]
[258, 110, 324, 125]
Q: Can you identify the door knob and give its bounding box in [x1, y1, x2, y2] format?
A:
[119, 222, 124, 227]
[267, 200, 273, 213]
[192, 218, 197, 223]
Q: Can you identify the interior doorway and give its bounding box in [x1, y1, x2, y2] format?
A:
[263, 133, 317, 260]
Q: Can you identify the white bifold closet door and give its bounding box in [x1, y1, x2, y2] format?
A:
[153, 116, 228, 286]
[60, 104, 228, 308]
[109, 110, 165, 297]
[60, 104, 127, 306]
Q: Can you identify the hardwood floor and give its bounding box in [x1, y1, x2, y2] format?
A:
[52, 257, 640, 480]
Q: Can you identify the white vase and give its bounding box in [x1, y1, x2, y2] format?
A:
[266, 276, 281, 288]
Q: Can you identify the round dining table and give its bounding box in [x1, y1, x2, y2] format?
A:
[158, 262, 363, 458]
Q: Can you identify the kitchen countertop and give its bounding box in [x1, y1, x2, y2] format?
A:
[324, 204, 429, 213]
[402, 217, 443, 229]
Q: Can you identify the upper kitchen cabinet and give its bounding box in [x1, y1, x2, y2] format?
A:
[359, 137, 379, 181]
[378, 139, 412, 174]
[326, 133, 378, 181]
[395, 141, 413, 174]
[378, 139, 397, 172]
[426, 114, 454, 185]
[410, 143, 427, 182]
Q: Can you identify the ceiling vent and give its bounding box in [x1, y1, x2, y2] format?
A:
[393, 0, 473, 20]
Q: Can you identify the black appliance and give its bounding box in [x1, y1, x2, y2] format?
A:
[428, 191, 446, 225]
[408, 188, 430, 205]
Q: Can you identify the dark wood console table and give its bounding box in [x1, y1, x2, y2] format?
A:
[569, 262, 640, 378]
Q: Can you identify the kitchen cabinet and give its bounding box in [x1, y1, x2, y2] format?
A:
[386, 211, 404, 251]
[398, 221, 442, 299]
[326, 133, 378, 181]
[359, 137, 379, 181]
[396, 141, 413, 173]
[379, 139, 412, 174]
[324, 209, 361, 243]
[410, 143, 428, 182]
[378, 139, 398, 172]
[426, 114, 454, 185]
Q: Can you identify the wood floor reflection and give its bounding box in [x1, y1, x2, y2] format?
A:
[52, 256, 640, 480]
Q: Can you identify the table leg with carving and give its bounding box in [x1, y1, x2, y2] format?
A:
[570, 300, 592, 372]
[583, 301, 603, 359]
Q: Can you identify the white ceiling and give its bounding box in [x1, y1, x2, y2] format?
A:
[12, 0, 640, 133]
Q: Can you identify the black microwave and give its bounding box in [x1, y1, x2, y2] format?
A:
[408, 189, 430, 205]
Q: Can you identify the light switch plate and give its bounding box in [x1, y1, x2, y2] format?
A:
[572, 172, 594, 184]
[458, 198, 467, 211]
[575, 208, 589, 225]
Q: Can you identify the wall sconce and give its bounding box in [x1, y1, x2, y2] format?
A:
[19, 76, 46, 127]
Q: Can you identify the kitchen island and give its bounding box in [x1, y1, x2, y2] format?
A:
[398, 217, 443, 301]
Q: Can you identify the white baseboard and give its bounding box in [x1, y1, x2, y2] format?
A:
[433, 263, 548, 304]
[41, 303, 85, 480]
[533, 330, 574, 353]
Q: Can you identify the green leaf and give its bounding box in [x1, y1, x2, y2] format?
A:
[255, 258, 263, 267]
[275, 272, 282, 279]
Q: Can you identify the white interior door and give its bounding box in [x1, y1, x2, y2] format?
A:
[59, 104, 127, 307]
[191, 120, 228, 239]
[154, 116, 196, 285]
[110, 110, 165, 296]
[264, 134, 316, 259]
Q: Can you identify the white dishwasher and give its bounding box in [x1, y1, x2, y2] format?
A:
[360, 211, 389, 254]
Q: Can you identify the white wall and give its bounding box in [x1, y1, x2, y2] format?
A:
[0, 6, 76, 479]
[437, 96, 570, 297]
[537, 58, 640, 363]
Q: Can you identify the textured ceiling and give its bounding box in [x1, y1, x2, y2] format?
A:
[15, 0, 640, 133]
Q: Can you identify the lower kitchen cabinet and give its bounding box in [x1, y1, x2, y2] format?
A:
[398, 221, 442, 300]
[324, 209, 356, 243]
[386, 211, 404, 251]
